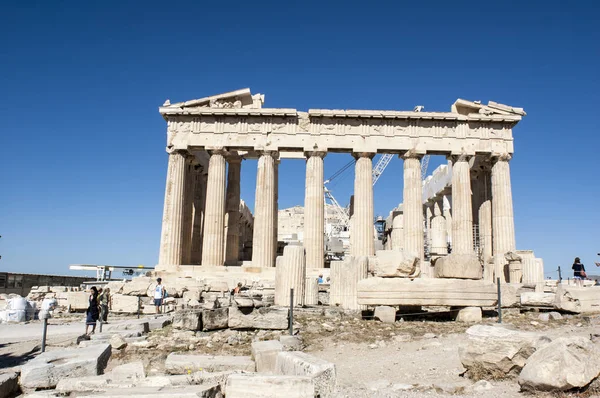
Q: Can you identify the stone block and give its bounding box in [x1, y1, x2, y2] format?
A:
[519, 336, 600, 391]
[280, 335, 303, 350]
[122, 277, 153, 296]
[0, 372, 19, 398]
[202, 308, 229, 331]
[275, 351, 336, 398]
[106, 281, 125, 294]
[56, 374, 109, 393]
[554, 285, 600, 313]
[172, 310, 202, 331]
[67, 291, 89, 311]
[226, 374, 314, 398]
[251, 340, 283, 373]
[455, 307, 482, 323]
[165, 353, 255, 374]
[76, 385, 221, 397]
[520, 292, 556, 307]
[104, 320, 150, 334]
[358, 278, 499, 307]
[434, 253, 482, 280]
[233, 297, 254, 308]
[459, 325, 550, 379]
[111, 294, 140, 313]
[110, 334, 128, 349]
[373, 306, 396, 323]
[110, 361, 146, 384]
[183, 289, 201, 302]
[228, 306, 287, 330]
[21, 343, 111, 388]
[372, 250, 420, 278]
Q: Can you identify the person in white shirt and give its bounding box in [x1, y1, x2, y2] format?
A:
[154, 278, 166, 314]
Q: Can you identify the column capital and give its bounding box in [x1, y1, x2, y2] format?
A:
[226, 154, 243, 164]
[257, 150, 279, 159]
[400, 150, 424, 160]
[491, 153, 512, 163]
[207, 148, 229, 157]
[304, 151, 327, 159]
[165, 146, 189, 156]
[352, 152, 375, 160]
[447, 153, 473, 163]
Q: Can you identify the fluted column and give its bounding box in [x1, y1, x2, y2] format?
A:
[402, 153, 424, 261]
[273, 158, 280, 264]
[492, 154, 516, 282]
[225, 155, 242, 266]
[479, 200, 493, 264]
[274, 245, 306, 306]
[443, 195, 452, 247]
[190, 166, 207, 265]
[201, 150, 227, 267]
[449, 154, 474, 254]
[430, 202, 448, 255]
[304, 152, 325, 268]
[252, 151, 276, 267]
[351, 153, 374, 257]
[158, 149, 188, 269]
[391, 213, 404, 250]
[181, 156, 195, 264]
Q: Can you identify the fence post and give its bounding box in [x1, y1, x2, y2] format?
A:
[289, 288, 294, 336]
[496, 277, 502, 324]
[137, 296, 141, 319]
[41, 316, 48, 353]
[558, 266, 562, 282]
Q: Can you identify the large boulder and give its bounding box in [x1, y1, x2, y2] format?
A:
[251, 340, 284, 373]
[555, 285, 600, 314]
[20, 343, 111, 388]
[519, 336, 600, 391]
[122, 277, 153, 296]
[455, 307, 482, 323]
[371, 250, 420, 278]
[228, 307, 288, 330]
[111, 294, 140, 313]
[373, 306, 396, 323]
[434, 253, 482, 280]
[459, 325, 550, 379]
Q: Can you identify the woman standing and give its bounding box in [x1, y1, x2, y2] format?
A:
[572, 257, 586, 287]
[85, 286, 100, 335]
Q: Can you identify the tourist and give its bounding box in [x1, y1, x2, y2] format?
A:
[85, 286, 100, 335]
[99, 287, 111, 323]
[232, 282, 243, 294]
[154, 278, 166, 314]
[317, 274, 324, 284]
[572, 257, 586, 287]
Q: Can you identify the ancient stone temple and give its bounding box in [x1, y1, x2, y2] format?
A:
[156, 88, 534, 290]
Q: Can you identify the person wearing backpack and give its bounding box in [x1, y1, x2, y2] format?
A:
[154, 278, 166, 314]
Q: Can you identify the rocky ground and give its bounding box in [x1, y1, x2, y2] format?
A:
[1, 309, 599, 397]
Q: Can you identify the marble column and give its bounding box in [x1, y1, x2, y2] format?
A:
[430, 202, 448, 255]
[158, 149, 188, 269]
[201, 150, 227, 267]
[443, 195, 452, 248]
[391, 213, 404, 250]
[273, 158, 280, 264]
[181, 156, 195, 265]
[225, 155, 242, 266]
[252, 151, 276, 267]
[304, 151, 325, 268]
[351, 153, 374, 257]
[425, 205, 433, 255]
[450, 154, 474, 254]
[402, 153, 424, 261]
[479, 199, 493, 264]
[492, 154, 516, 282]
[190, 166, 207, 265]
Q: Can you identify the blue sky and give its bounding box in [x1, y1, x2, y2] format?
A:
[1, 1, 598, 278]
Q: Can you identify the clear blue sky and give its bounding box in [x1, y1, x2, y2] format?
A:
[1, 1, 598, 278]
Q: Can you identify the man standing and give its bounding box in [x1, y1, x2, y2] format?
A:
[154, 278, 166, 314]
[99, 287, 111, 323]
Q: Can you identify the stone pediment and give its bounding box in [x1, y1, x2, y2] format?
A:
[452, 99, 526, 117]
[162, 88, 264, 110]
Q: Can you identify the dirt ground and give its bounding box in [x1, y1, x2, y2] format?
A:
[2, 309, 599, 397]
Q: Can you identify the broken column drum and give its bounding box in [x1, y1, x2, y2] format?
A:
[275, 245, 306, 306]
[430, 202, 448, 255]
[329, 256, 368, 310]
[304, 276, 319, 306]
